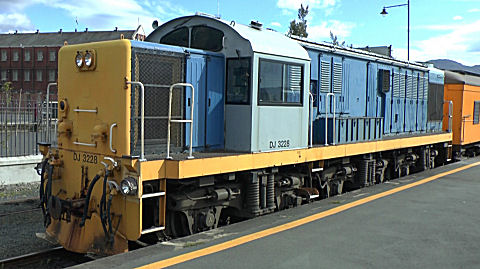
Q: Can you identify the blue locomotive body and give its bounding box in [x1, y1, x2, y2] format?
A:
[141, 14, 444, 153]
[303, 41, 440, 146]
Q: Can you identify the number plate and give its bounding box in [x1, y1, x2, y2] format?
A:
[73, 152, 98, 164]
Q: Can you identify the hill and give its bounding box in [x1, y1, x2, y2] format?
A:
[427, 59, 480, 75]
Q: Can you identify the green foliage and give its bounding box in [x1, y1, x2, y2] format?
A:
[1, 82, 13, 104]
[288, 4, 309, 38]
[329, 31, 345, 46]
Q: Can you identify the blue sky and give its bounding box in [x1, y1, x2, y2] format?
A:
[1, 0, 479, 65]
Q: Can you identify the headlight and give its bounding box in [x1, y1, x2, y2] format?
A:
[75, 52, 83, 67]
[120, 177, 138, 196]
[84, 51, 93, 67]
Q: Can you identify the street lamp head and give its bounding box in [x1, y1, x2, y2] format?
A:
[380, 7, 388, 17]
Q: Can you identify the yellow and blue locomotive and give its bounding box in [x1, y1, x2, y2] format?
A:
[38, 14, 452, 254]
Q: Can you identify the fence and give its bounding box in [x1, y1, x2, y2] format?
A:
[0, 94, 57, 157]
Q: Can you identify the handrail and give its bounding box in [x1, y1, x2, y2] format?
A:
[308, 92, 314, 148]
[73, 141, 96, 147]
[127, 81, 145, 161]
[167, 83, 195, 159]
[46, 82, 57, 143]
[73, 108, 97, 113]
[444, 100, 453, 133]
[109, 123, 117, 153]
[325, 93, 336, 146]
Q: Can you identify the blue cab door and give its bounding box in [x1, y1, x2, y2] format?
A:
[205, 55, 225, 148]
[185, 53, 225, 151]
[185, 54, 207, 150]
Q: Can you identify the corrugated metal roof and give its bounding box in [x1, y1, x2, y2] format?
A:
[0, 30, 135, 47]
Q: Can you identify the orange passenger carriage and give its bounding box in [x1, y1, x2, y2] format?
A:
[443, 70, 480, 156]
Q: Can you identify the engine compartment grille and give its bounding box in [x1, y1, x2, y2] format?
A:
[131, 47, 185, 156]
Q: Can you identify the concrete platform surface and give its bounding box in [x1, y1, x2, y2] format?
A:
[73, 157, 480, 269]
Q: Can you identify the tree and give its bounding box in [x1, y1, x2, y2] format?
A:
[329, 31, 345, 46]
[288, 4, 309, 38]
[1, 82, 13, 105]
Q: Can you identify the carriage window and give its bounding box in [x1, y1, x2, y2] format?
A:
[160, 27, 189, 47]
[258, 59, 303, 105]
[191, 26, 224, 52]
[474, 101, 480, 125]
[226, 58, 250, 104]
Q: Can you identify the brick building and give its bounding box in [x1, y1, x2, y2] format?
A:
[0, 29, 136, 101]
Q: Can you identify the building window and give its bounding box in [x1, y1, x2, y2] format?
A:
[36, 70, 43, 81]
[49, 51, 56, 61]
[13, 51, 19, 61]
[226, 58, 251, 105]
[474, 101, 480, 125]
[1, 70, 7, 81]
[37, 51, 44, 61]
[48, 70, 56, 82]
[12, 70, 18, 81]
[1, 50, 6, 61]
[258, 59, 303, 106]
[24, 50, 31, 61]
[24, 70, 30, 82]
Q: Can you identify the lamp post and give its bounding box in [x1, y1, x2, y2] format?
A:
[380, 0, 410, 61]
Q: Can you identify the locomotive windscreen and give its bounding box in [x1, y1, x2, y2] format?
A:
[130, 47, 185, 156]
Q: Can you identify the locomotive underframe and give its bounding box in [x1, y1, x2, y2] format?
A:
[150, 140, 451, 243]
[39, 133, 452, 254]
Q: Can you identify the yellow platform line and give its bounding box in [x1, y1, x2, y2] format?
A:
[137, 161, 480, 269]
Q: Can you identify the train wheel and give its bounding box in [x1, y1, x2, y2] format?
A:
[167, 211, 191, 238]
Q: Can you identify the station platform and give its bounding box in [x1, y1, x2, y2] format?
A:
[73, 157, 480, 269]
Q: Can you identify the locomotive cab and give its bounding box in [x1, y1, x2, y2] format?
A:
[147, 15, 311, 152]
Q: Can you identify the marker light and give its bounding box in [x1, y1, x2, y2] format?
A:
[75, 52, 83, 67]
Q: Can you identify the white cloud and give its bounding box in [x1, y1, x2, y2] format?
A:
[0, 13, 34, 32]
[271, 22, 282, 27]
[277, 0, 337, 10]
[394, 20, 480, 65]
[453, 15, 463, 20]
[307, 20, 355, 41]
[0, 0, 192, 34]
[468, 8, 480, 12]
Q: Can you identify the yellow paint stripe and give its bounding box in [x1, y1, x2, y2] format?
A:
[137, 161, 480, 269]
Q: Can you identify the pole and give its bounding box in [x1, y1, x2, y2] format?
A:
[407, 0, 410, 61]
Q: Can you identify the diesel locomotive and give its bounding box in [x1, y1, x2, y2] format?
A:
[37, 14, 452, 255]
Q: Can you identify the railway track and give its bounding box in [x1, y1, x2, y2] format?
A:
[0, 246, 92, 269]
[0, 207, 39, 218]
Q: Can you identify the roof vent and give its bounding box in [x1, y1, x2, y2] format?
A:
[195, 12, 219, 19]
[250, 20, 263, 30]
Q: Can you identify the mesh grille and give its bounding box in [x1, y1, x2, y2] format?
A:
[131, 49, 184, 156]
